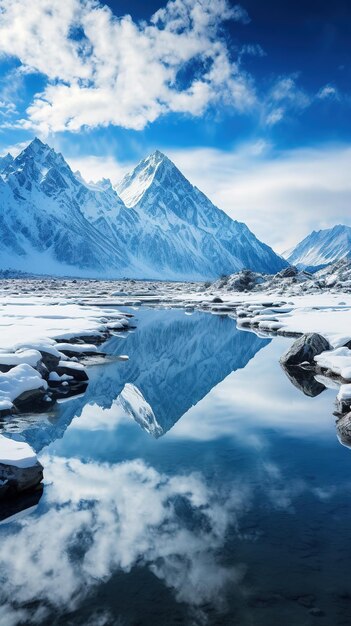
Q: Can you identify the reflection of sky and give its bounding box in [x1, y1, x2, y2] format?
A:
[1, 310, 351, 625]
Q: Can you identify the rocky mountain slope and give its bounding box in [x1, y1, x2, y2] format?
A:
[284, 225, 351, 270]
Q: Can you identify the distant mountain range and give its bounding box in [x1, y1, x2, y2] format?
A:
[0, 138, 287, 280]
[285, 225, 351, 271]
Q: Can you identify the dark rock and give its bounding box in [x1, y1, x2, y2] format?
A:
[0, 364, 14, 373]
[229, 270, 259, 292]
[336, 413, 351, 448]
[277, 266, 298, 278]
[0, 460, 43, 495]
[57, 333, 108, 345]
[0, 479, 10, 498]
[13, 385, 54, 413]
[51, 382, 88, 401]
[336, 397, 351, 416]
[39, 349, 60, 371]
[0, 485, 43, 521]
[35, 359, 49, 380]
[212, 297, 223, 303]
[280, 333, 330, 367]
[281, 364, 326, 397]
[56, 364, 89, 382]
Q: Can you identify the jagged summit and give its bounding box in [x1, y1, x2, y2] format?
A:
[285, 224, 351, 269]
[117, 149, 175, 207]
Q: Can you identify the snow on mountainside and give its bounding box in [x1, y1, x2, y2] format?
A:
[0, 138, 287, 280]
[116, 150, 287, 278]
[0, 138, 130, 276]
[285, 225, 351, 270]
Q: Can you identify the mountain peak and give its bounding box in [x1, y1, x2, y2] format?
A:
[117, 149, 186, 208]
[149, 149, 168, 163]
[286, 223, 351, 269]
[27, 137, 49, 153]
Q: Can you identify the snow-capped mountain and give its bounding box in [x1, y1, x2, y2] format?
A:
[116, 150, 287, 279]
[285, 225, 351, 270]
[0, 138, 129, 276]
[0, 138, 287, 279]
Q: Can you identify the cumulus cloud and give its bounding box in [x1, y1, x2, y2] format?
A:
[67, 154, 130, 185]
[166, 143, 351, 252]
[0, 0, 256, 133]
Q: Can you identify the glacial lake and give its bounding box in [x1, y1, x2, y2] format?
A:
[0, 307, 351, 626]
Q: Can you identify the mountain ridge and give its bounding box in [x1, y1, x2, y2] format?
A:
[285, 224, 351, 270]
[0, 137, 287, 280]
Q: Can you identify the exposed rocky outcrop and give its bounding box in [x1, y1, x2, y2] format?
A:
[0, 460, 43, 496]
[336, 412, 351, 448]
[280, 333, 330, 367]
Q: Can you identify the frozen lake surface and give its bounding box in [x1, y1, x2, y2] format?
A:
[0, 307, 350, 626]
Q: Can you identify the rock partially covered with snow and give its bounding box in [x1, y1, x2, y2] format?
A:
[337, 384, 351, 414]
[0, 435, 43, 496]
[314, 347, 351, 381]
[336, 412, 351, 448]
[0, 364, 48, 416]
[280, 333, 330, 367]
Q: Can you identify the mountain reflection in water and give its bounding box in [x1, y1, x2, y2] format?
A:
[0, 309, 269, 450]
[1, 309, 351, 626]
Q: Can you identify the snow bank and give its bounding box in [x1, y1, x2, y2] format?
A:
[0, 364, 47, 410]
[0, 296, 131, 422]
[0, 435, 38, 469]
[337, 384, 351, 404]
[54, 342, 98, 354]
[234, 298, 351, 349]
[315, 348, 351, 381]
[0, 349, 41, 368]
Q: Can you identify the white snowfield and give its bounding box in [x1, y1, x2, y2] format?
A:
[229, 295, 351, 348]
[0, 435, 38, 469]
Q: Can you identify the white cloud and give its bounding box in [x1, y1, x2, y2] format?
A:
[166, 143, 351, 252]
[66, 154, 130, 184]
[0, 0, 256, 133]
[263, 75, 311, 126]
[317, 84, 340, 100]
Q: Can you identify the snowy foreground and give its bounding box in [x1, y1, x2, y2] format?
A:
[0, 295, 132, 494]
[1, 268, 351, 495]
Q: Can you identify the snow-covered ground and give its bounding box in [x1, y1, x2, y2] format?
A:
[0, 435, 38, 469]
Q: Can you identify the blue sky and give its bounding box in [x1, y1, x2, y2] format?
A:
[0, 0, 350, 250]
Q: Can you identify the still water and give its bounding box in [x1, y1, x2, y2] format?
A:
[0, 308, 350, 626]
